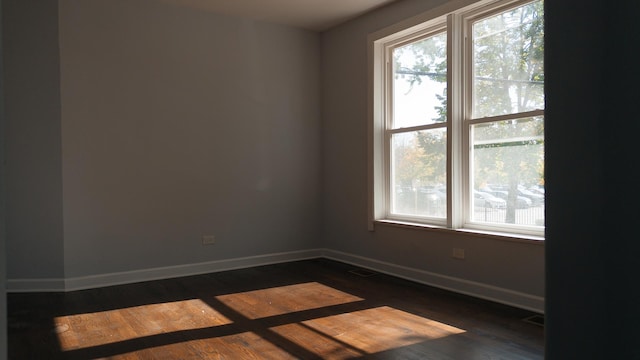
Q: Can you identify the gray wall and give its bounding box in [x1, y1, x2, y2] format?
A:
[3, 0, 321, 281]
[58, 0, 322, 278]
[3, 0, 65, 280]
[321, 0, 544, 298]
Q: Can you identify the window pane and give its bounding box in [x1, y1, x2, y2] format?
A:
[472, 1, 544, 118]
[392, 32, 447, 129]
[391, 129, 447, 218]
[471, 117, 544, 226]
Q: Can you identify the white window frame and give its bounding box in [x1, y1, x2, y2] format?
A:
[368, 0, 544, 239]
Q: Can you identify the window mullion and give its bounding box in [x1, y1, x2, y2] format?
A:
[462, 10, 478, 230]
[383, 46, 394, 219]
[448, 13, 465, 229]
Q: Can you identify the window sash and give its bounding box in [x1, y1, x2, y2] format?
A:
[370, 0, 544, 238]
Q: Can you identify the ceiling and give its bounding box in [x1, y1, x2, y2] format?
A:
[157, 0, 401, 31]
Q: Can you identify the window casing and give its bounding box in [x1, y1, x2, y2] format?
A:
[369, 0, 544, 238]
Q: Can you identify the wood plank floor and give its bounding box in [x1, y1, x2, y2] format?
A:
[8, 258, 544, 359]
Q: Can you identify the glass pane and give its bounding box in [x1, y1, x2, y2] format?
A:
[391, 129, 447, 218]
[472, 0, 544, 118]
[471, 116, 544, 226]
[392, 32, 447, 129]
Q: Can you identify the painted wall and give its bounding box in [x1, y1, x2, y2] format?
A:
[3, 0, 65, 281]
[57, 0, 322, 278]
[321, 0, 544, 305]
[3, 0, 321, 282]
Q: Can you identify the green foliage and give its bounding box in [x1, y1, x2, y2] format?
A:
[415, 130, 447, 185]
[393, 32, 447, 91]
[393, 0, 545, 221]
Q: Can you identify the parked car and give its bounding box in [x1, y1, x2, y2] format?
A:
[474, 191, 507, 209]
[528, 185, 545, 195]
[485, 190, 532, 209]
[516, 187, 544, 205]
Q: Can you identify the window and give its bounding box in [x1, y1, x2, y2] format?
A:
[370, 0, 544, 238]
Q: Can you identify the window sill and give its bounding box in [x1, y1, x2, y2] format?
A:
[373, 220, 545, 245]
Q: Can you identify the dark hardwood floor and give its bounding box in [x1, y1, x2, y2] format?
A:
[8, 258, 544, 359]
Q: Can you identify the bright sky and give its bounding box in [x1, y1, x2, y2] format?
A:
[393, 76, 445, 128]
[392, 45, 446, 129]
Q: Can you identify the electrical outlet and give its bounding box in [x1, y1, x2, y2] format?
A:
[452, 248, 465, 259]
[202, 235, 216, 245]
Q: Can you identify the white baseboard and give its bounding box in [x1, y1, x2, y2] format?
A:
[7, 249, 323, 293]
[320, 249, 545, 314]
[7, 248, 544, 313]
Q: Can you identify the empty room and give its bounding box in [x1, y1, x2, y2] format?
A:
[1, 0, 638, 359]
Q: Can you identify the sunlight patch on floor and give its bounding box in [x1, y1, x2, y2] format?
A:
[53, 283, 464, 358]
[271, 306, 466, 359]
[54, 299, 232, 351]
[215, 282, 364, 319]
[110, 332, 299, 360]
